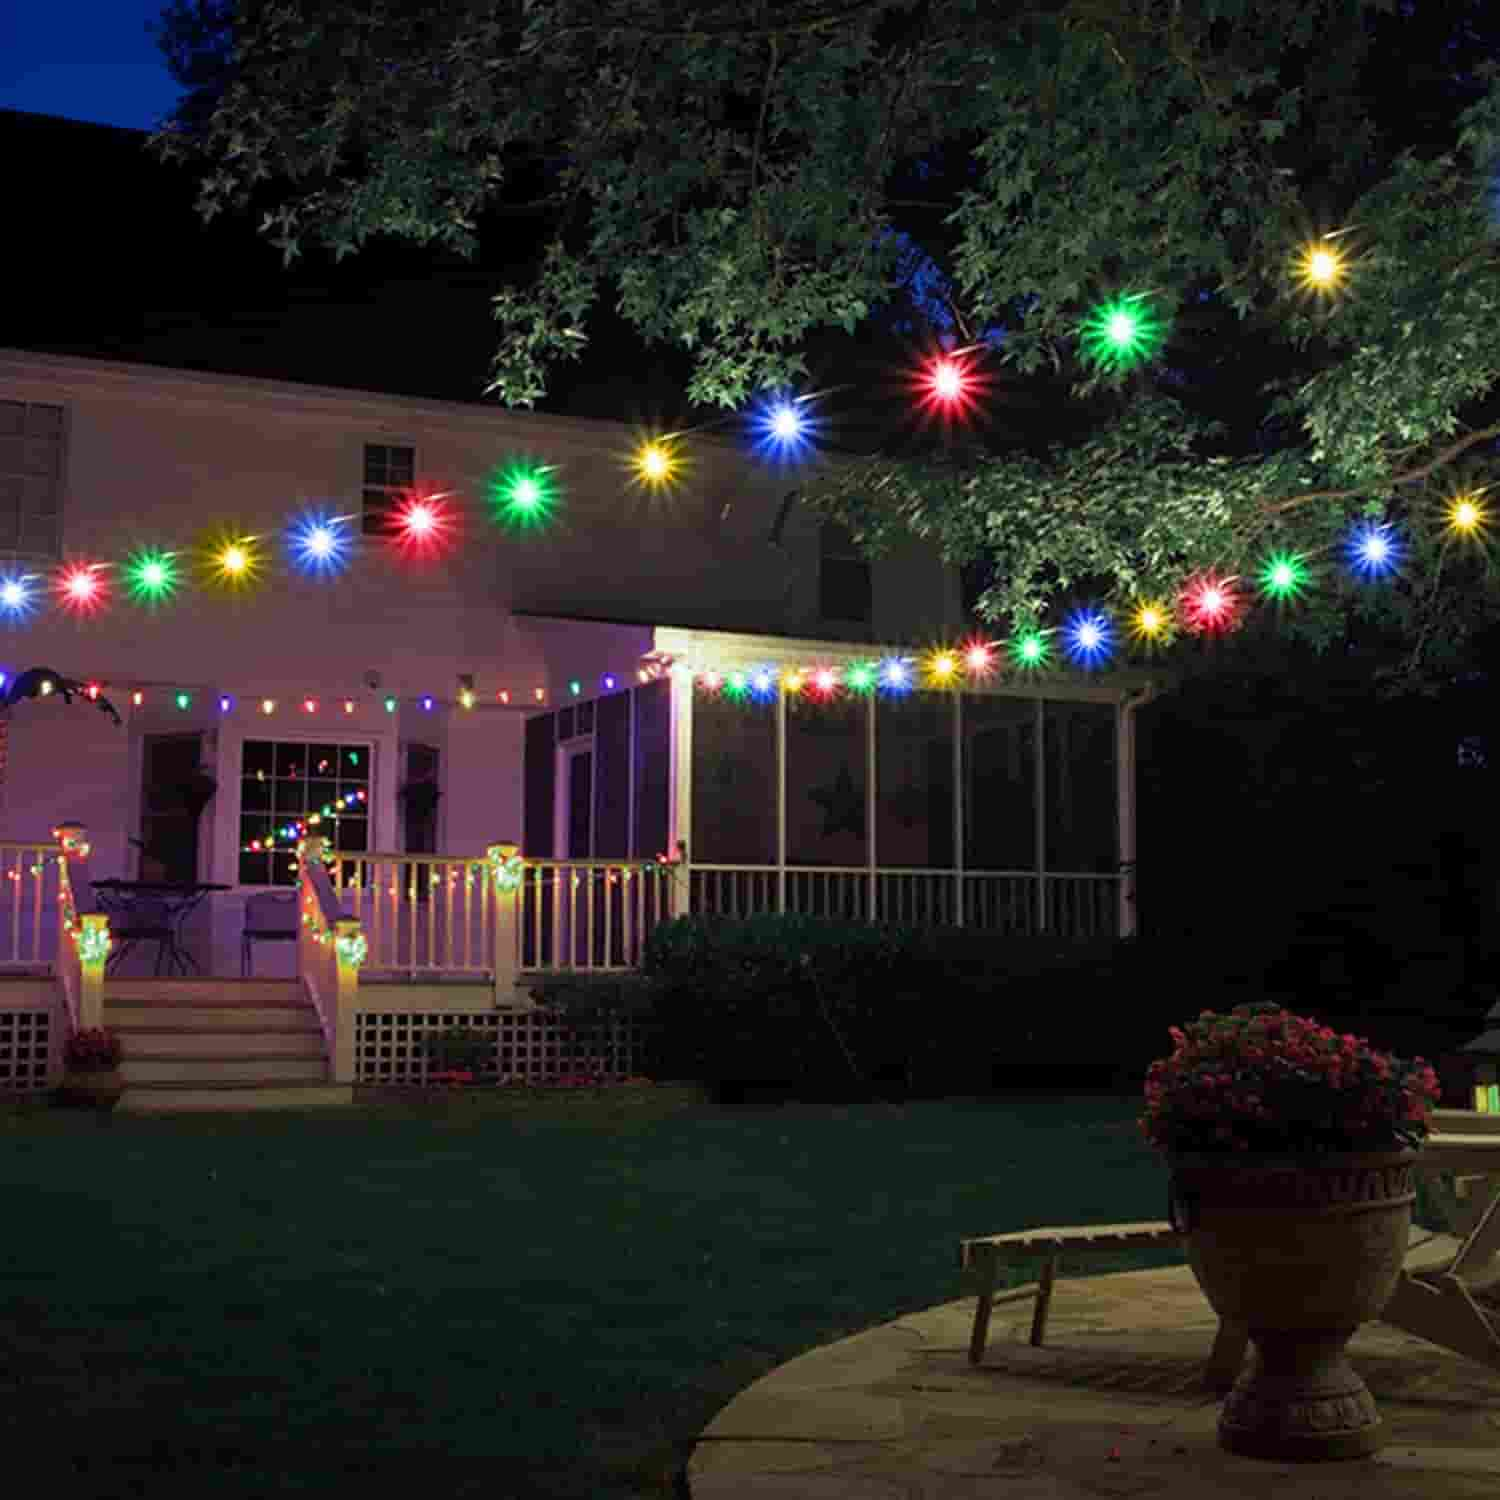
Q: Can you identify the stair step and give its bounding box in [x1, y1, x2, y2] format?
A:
[105, 979, 304, 1006]
[106, 1006, 321, 1029]
[114, 1029, 324, 1058]
[119, 1081, 354, 1114]
[122, 1055, 329, 1084]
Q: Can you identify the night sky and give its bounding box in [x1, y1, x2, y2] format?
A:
[1, 2, 180, 130]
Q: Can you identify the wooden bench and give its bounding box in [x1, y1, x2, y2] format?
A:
[960, 1110, 1500, 1387]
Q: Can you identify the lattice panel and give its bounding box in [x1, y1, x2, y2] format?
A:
[353, 1010, 645, 1085]
[0, 1009, 52, 1091]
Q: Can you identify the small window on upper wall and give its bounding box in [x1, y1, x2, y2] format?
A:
[819, 521, 872, 625]
[362, 442, 415, 537]
[0, 400, 66, 559]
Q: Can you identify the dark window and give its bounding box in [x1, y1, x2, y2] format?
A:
[819, 521, 872, 624]
[238, 739, 370, 886]
[139, 734, 205, 884]
[362, 442, 415, 537]
[401, 743, 441, 854]
[0, 400, 65, 558]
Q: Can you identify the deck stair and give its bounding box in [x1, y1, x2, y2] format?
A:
[105, 978, 352, 1113]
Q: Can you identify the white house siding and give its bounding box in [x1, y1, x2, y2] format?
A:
[0, 351, 966, 974]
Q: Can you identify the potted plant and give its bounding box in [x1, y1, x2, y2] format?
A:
[57, 1026, 126, 1114]
[1141, 1001, 1441, 1461]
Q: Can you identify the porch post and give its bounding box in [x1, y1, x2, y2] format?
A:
[775, 684, 787, 914]
[487, 842, 522, 1005]
[668, 668, 694, 917]
[952, 691, 964, 927]
[1034, 698, 1047, 934]
[865, 690, 877, 922]
[1117, 698, 1139, 939]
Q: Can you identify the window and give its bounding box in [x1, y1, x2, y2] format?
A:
[238, 739, 371, 886]
[0, 401, 65, 558]
[818, 521, 872, 624]
[362, 442, 415, 537]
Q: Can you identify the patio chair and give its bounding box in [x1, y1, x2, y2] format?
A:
[241, 890, 299, 976]
[105, 896, 176, 976]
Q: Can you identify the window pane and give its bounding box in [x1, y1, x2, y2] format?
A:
[239, 850, 273, 886]
[875, 692, 953, 869]
[339, 817, 368, 852]
[691, 689, 775, 864]
[341, 746, 368, 779]
[272, 779, 307, 813]
[308, 744, 339, 777]
[243, 741, 275, 777]
[964, 695, 1036, 870]
[1044, 701, 1116, 872]
[786, 691, 866, 867]
[274, 743, 307, 778]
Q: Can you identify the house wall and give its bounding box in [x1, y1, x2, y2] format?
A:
[0, 350, 963, 974]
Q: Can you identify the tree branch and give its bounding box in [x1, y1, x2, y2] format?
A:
[1262, 421, 1500, 515]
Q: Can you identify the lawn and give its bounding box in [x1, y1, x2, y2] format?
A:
[0, 1089, 1184, 1499]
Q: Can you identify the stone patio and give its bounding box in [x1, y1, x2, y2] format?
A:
[688, 1263, 1500, 1498]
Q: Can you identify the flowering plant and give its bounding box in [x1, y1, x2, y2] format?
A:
[64, 1027, 122, 1073]
[1140, 1002, 1441, 1155]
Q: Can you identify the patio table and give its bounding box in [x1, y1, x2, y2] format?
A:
[92, 880, 231, 976]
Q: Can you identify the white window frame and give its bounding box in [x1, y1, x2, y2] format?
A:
[0, 399, 68, 562]
[360, 439, 417, 537]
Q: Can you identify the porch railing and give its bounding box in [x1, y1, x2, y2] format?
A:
[0, 840, 58, 969]
[690, 863, 1121, 939]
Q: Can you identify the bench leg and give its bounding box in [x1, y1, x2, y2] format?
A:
[1029, 1256, 1058, 1347]
[1205, 1320, 1249, 1391]
[968, 1256, 998, 1366]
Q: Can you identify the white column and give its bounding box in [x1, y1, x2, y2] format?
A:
[668, 669, 693, 914]
[865, 692, 877, 922]
[1117, 698, 1138, 939]
[1034, 697, 1047, 934]
[952, 691, 964, 927]
[775, 685, 787, 914]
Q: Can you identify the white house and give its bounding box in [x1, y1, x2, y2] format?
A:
[0, 348, 1159, 1104]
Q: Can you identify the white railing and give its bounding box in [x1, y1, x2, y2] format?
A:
[331, 854, 498, 977]
[690, 863, 1122, 939]
[330, 853, 683, 980]
[0, 841, 59, 969]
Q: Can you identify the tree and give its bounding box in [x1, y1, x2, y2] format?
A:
[151, 0, 1500, 683]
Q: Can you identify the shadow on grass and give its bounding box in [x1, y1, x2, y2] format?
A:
[1, 1088, 1171, 1498]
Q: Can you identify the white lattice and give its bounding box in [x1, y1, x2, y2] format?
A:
[0, 1009, 52, 1092]
[353, 1009, 645, 1085]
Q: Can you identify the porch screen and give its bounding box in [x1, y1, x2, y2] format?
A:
[1044, 702, 1116, 872]
[964, 696, 1036, 870]
[786, 692, 866, 866]
[691, 689, 775, 863]
[238, 739, 370, 886]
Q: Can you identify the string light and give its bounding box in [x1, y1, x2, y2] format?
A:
[845, 662, 876, 693]
[631, 437, 681, 489]
[913, 351, 983, 421]
[288, 511, 353, 576]
[1345, 519, 1402, 579]
[489, 461, 557, 529]
[384, 696, 397, 713]
[962, 640, 996, 678]
[56, 562, 107, 615]
[125, 549, 178, 606]
[175, 691, 191, 710]
[1079, 294, 1166, 373]
[219, 694, 233, 712]
[1446, 492, 1488, 539]
[1062, 609, 1114, 669]
[390, 491, 458, 559]
[1294, 239, 1348, 295]
[1178, 571, 1242, 634]
[1259, 552, 1310, 602]
[750, 394, 817, 462]
[748, 667, 778, 701]
[1011, 631, 1049, 669]
[0, 572, 37, 620]
[925, 650, 959, 686]
[1129, 599, 1173, 646]
[261, 698, 276, 715]
[810, 666, 840, 697]
[878, 658, 912, 693]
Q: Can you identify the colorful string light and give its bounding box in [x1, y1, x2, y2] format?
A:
[56, 562, 108, 615]
[913, 350, 984, 422]
[1062, 609, 1114, 668]
[1129, 599, 1173, 646]
[390, 491, 458, 559]
[1294, 239, 1348, 296]
[1011, 631, 1049, 670]
[287, 511, 353, 576]
[125, 548, 178, 605]
[1345, 519, 1402, 579]
[0, 572, 37, 621]
[750, 394, 818, 462]
[631, 437, 681, 489]
[1178, 571, 1242, 634]
[1079, 294, 1166, 373]
[488, 461, 558, 529]
[1446, 491, 1488, 539]
[1258, 552, 1309, 602]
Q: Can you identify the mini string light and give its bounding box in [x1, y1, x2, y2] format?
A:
[962, 640, 996, 677]
[750, 394, 817, 462]
[261, 698, 276, 715]
[879, 658, 912, 693]
[489, 461, 557, 529]
[1129, 599, 1173, 646]
[56, 562, 108, 615]
[288, 511, 353, 576]
[1446, 491, 1488, 539]
[1258, 552, 1310, 602]
[632, 437, 681, 489]
[925, 650, 959, 686]
[125, 549, 178, 605]
[1079, 294, 1166, 373]
[810, 666, 840, 697]
[175, 691, 191, 710]
[1345, 519, 1402, 579]
[749, 667, 778, 701]
[1178, 571, 1242, 634]
[390, 491, 458, 559]
[1011, 631, 1049, 669]
[1062, 609, 1114, 668]
[1294, 238, 1348, 295]
[913, 350, 984, 421]
[384, 696, 397, 713]
[219, 694, 233, 713]
[845, 662, 876, 693]
[0, 572, 37, 620]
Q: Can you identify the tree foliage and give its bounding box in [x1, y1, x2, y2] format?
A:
[151, 0, 1500, 683]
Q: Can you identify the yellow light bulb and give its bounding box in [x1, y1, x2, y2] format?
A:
[1295, 239, 1347, 294]
[930, 652, 957, 681]
[633, 438, 678, 487]
[1449, 494, 1486, 536]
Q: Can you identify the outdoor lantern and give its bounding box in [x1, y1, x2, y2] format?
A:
[1475, 1063, 1498, 1115]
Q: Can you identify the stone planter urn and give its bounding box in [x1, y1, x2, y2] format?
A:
[1167, 1149, 1418, 1461]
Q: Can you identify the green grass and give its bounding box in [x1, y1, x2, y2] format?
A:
[0, 1089, 1179, 1499]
